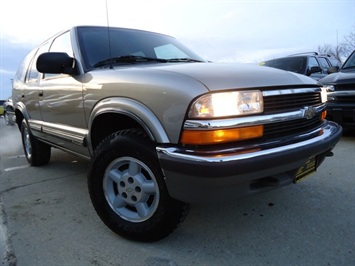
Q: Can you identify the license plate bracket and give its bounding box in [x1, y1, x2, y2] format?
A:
[294, 156, 317, 183]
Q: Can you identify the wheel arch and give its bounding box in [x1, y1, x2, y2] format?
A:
[14, 102, 29, 130]
[88, 97, 170, 153]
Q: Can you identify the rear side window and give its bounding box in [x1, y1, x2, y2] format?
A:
[14, 49, 38, 83]
[26, 55, 40, 83]
[327, 58, 341, 67]
[318, 57, 331, 70]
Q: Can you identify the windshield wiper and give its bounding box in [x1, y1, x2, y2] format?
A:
[94, 55, 168, 68]
[166, 58, 204, 63]
[342, 65, 355, 70]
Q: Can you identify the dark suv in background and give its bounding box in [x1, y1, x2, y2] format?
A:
[319, 50, 355, 130]
[261, 52, 341, 80]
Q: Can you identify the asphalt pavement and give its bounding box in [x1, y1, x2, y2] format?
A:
[0, 117, 354, 266]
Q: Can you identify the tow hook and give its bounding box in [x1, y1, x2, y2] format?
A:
[326, 151, 334, 157]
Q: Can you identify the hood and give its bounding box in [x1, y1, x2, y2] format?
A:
[154, 63, 318, 90]
[319, 69, 355, 85]
[115, 62, 318, 91]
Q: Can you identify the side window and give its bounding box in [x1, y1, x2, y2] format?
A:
[27, 56, 40, 83]
[328, 58, 341, 67]
[308, 57, 320, 69]
[318, 57, 330, 72]
[45, 31, 73, 79]
[49, 31, 73, 56]
[25, 42, 50, 83]
[14, 49, 37, 83]
[25, 49, 40, 83]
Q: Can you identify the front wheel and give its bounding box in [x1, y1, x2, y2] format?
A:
[21, 119, 51, 166]
[88, 129, 190, 242]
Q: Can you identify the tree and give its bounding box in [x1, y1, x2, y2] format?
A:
[343, 26, 355, 56]
[317, 43, 344, 62]
[318, 26, 355, 63]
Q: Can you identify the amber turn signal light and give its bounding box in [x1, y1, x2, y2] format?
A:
[321, 110, 327, 120]
[180, 125, 264, 145]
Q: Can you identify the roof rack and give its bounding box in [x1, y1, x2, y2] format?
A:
[319, 54, 332, 57]
[288, 52, 319, 56]
[288, 52, 335, 58]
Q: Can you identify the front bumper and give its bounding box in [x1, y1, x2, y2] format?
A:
[157, 121, 342, 204]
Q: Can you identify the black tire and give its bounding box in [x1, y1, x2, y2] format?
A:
[21, 119, 51, 166]
[88, 129, 190, 242]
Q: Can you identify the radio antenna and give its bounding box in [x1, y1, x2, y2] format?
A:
[106, 0, 113, 69]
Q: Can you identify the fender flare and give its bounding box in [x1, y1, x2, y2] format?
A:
[88, 97, 170, 150]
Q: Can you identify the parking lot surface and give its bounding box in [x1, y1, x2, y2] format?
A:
[0, 117, 354, 266]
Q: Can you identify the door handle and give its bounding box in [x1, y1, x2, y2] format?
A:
[39, 90, 44, 97]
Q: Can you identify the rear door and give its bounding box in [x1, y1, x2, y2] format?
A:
[17, 44, 50, 133]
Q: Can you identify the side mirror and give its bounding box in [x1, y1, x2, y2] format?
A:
[307, 66, 322, 76]
[37, 52, 77, 75]
[327, 66, 340, 74]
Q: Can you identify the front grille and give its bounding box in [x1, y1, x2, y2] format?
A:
[329, 96, 355, 103]
[263, 92, 321, 114]
[335, 84, 355, 91]
[262, 88, 323, 137]
[264, 115, 322, 138]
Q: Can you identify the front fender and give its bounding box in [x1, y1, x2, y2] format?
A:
[88, 97, 170, 149]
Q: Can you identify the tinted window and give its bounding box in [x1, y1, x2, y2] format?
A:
[263, 57, 307, 74]
[308, 57, 319, 68]
[77, 26, 205, 70]
[327, 58, 341, 67]
[342, 51, 355, 69]
[318, 57, 330, 70]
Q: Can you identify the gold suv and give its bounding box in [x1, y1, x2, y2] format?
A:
[12, 26, 342, 242]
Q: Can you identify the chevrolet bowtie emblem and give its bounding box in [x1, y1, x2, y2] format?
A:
[302, 106, 317, 119]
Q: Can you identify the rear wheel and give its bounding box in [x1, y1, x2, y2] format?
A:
[88, 129, 190, 242]
[4, 112, 14, 125]
[21, 119, 51, 166]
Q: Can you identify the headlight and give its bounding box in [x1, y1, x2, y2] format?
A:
[324, 85, 335, 92]
[188, 90, 263, 118]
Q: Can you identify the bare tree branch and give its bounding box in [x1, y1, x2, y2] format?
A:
[317, 25, 355, 63]
[342, 25, 355, 56]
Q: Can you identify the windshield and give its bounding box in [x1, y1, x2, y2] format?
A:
[76, 26, 206, 70]
[262, 57, 307, 74]
[342, 51, 355, 70]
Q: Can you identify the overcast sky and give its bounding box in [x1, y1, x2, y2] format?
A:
[1, 0, 354, 99]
